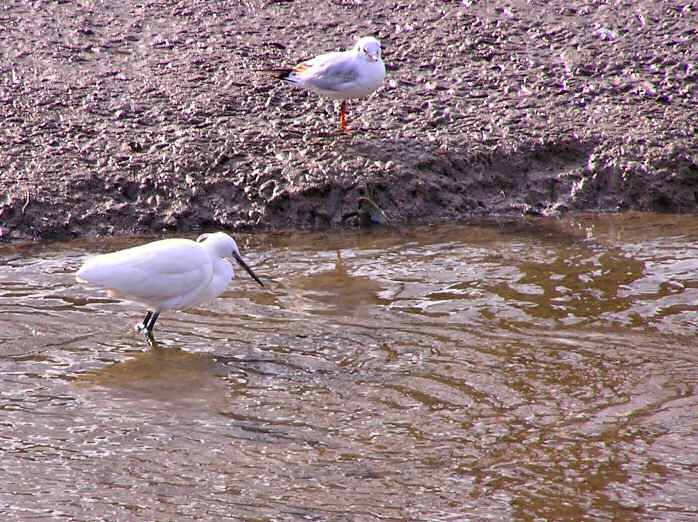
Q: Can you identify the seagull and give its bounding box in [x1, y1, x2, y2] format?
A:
[267, 35, 386, 131]
[76, 232, 264, 344]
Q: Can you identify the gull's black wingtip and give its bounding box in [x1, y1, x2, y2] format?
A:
[256, 68, 295, 81]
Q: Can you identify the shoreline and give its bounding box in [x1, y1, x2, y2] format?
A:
[1, 0, 696, 242]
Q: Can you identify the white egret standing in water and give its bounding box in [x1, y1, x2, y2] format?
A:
[76, 232, 264, 343]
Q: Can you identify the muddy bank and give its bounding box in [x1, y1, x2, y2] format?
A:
[1, 0, 696, 241]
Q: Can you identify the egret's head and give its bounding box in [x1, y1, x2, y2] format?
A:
[197, 232, 264, 287]
[354, 36, 382, 62]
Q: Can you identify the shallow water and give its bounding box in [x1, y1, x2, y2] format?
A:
[2, 214, 698, 521]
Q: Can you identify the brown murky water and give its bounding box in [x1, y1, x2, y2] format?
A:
[2, 215, 698, 521]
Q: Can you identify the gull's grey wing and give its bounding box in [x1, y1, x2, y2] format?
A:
[304, 58, 362, 91]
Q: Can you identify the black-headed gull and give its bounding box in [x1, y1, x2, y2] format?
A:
[269, 36, 386, 131]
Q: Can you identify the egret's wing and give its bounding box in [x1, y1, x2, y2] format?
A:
[77, 239, 212, 303]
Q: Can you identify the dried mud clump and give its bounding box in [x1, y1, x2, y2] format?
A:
[1, 0, 697, 240]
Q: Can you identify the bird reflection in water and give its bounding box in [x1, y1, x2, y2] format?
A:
[74, 342, 237, 408]
[293, 250, 388, 315]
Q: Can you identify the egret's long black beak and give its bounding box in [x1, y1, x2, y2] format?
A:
[233, 252, 264, 287]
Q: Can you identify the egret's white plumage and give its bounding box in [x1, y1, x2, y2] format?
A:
[269, 36, 386, 130]
[76, 232, 263, 341]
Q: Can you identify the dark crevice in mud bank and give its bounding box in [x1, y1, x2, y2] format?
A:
[214, 137, 698, 228]
[3, 137, 698, 242]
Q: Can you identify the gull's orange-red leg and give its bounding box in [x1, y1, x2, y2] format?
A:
[339, 101, 348, 131]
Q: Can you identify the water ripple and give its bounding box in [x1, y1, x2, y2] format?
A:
[2, 216, 698, 519]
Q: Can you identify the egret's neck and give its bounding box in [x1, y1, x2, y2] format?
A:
[215, 258, 234, 281]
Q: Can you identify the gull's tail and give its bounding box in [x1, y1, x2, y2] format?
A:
[256, 68, 296, 82]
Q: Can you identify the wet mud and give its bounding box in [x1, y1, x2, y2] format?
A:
[1, 0, 697, 241]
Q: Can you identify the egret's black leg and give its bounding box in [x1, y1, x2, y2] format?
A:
[140, 311, 153, 332]
[146, 311, 160, 333]
[136, 311, 159, 347]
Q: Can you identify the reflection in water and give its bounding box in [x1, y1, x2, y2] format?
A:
[2, 214, 698, 520]
[292, 250, 388, 314]
[75, 344, 233, 409]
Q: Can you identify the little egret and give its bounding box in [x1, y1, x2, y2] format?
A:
[76, 232, 264, 342]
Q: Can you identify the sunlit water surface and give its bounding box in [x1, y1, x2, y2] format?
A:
[2, 214, 698, 521]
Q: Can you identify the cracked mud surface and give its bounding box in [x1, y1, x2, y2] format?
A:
[1, 0, 697, 241]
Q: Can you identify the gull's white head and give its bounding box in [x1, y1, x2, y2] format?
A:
[354, 36, 382, 62]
